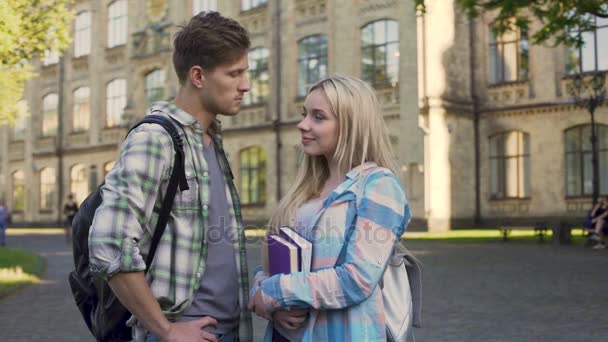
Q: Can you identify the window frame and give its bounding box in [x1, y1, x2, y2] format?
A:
[241, 0, 267, 12]
[564, 124, 608, 198]
[488, 25, 530, 85]
[489, 131, 531, 200]
[106, 78, 127, 127]
[70, 164, 88, 205]
[239, 146, 267, 206]
[12, 170, 25, 212]
[74, 11, 91, 57]
[42, 93, 58, 137]
[360, 19, 400, 89]
[566, 15, 608, 74]
[243, 48, 270, 106]
[72, 86, 90, 132]
[297, 35, 328, 97]
[107, 0, 128, 48]
[39, 167, 56, 212]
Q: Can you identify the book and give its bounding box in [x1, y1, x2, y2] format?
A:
[279, 226, 313, 273]
[267, 234, 299, 276]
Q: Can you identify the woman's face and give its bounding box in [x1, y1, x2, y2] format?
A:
[297, 89, 340, 159]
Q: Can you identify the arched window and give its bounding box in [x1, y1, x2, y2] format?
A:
[489, 131, 530, 199]
[361, 19, 399, 88]
[42, 93, 58, 136]
[565, 125, 608, 196]
[108, 0, 128, 48]
[12, 170, 25, 212]
[243, 48, 270, 106]
[106, 79, 127, 127]
[297, 35, 328, 97]
[40, 167, 56, 211]
[74, 11, 91, 57]
[239, 147, 267, 205]
[73, 87, 90, 132]
[70, 164, 88, 204]
[145, 69, 165, 107]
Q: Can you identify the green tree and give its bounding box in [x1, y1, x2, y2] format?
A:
[0, 0, 73, 125]
[415, 0, 608, 47]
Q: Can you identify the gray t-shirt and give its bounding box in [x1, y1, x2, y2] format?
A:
[178, 139, 240, 334]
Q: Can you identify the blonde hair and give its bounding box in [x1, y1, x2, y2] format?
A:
[268, 75, 398, 232]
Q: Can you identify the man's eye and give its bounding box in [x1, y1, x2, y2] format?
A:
[300, 112, 306, 117]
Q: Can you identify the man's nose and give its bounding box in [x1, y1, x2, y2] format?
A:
[239, 76, 250, 92]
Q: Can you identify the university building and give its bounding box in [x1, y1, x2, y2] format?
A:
[0, 0, 606, 231]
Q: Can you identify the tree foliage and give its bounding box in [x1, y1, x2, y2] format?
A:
[415, 0, 608, 47]
[0, 0, 73, 125]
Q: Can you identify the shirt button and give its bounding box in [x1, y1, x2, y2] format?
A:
[203, 171, 208, 177]
[196, 272, 201, 278]
[203, 205, 208, 210]
[185, 171, 192, 177]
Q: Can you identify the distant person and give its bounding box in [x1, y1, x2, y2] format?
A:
[589, 197, 608, 249]
[63, 193, 79, 243]
[0, 199, 10, 246]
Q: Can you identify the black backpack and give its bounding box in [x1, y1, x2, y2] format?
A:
[68, 115, 189, 342]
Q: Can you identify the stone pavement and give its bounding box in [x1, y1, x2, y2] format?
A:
[1, 231, 607, 341]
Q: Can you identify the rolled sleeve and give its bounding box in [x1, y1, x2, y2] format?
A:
[88, 125, 173, 280]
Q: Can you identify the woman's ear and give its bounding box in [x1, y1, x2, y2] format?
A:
[190, 66, 205, 89]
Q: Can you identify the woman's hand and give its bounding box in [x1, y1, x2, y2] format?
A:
[272, 308, 309, 330]
[248, 287, 278, 321]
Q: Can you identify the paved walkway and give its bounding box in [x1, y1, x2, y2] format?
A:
[1, 231, 607, 341]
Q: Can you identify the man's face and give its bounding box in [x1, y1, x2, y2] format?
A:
[200, 53, 250, 116]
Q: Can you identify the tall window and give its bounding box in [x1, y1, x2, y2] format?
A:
[108, 0, 127, 48]
[361, 20, 399, 88]
[73, 87, 90, 132]
[489, 131, 530, 199]
[565, 125, 608, 197]
[298, 35, 328, 97]
[42, 93, 58, 136]
[488, 26, 529, 84]
[39, 167, 56, 211]
[243, 48, 269, 106]
[566, 15, 608, 74]
[70, 164, 88, 204]
[12, 170, 25, 212]
[193, 0, 217, 14]
[240, 147, 266, 205]
[13, 100, 28, 140]
[106, 79, 127, 127]
[74, 11, 91, 57]
[241, 0, 267, 11]
[145, 69, 165, 107]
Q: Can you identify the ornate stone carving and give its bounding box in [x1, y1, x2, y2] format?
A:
[239, 7, 269, 35]
[147, 0, 168, 23]
[132, 22, 172, 59]
[105, 46, 126, 65]
[72, 56, 89, 72]
[359, 0, 398, 14]
[101, 127, 126, 145]
[486, 81, 529, 106]
[8, 142, 25, 161]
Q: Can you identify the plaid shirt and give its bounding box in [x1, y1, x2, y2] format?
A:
[252, 163, 411, 341]
[88, 102, 252, 341]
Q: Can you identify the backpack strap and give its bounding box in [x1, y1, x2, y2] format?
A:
[126, 115, 189, 273]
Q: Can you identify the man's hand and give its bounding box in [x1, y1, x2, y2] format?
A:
[272, 308, 309, 331]
[163, 316, 218, 342]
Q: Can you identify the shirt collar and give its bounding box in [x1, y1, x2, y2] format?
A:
[149, 101, 223, 134]
[345, 162, 379, 180]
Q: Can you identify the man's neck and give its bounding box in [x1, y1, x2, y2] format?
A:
[173, 89, 216, 133]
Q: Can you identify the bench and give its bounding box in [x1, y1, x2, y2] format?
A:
[498, 222, 550, 242]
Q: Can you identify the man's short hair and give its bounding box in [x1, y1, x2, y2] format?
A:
[173, 11, 250, 85]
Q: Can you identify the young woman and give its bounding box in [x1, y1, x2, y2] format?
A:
[248, 75, 412, 341]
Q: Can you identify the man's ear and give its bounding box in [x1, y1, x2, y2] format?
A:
[189, 66, 205, 89]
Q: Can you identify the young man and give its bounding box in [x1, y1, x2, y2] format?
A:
[88, 12, 252, 342]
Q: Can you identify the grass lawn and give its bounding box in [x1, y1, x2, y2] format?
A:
[0, 247, 46, 298]
[244, 228, 588, 244]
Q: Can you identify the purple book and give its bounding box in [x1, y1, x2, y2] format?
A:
[267, 234, 300, 276]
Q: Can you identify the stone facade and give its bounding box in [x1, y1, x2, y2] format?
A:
[1, 0, 606, 230]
